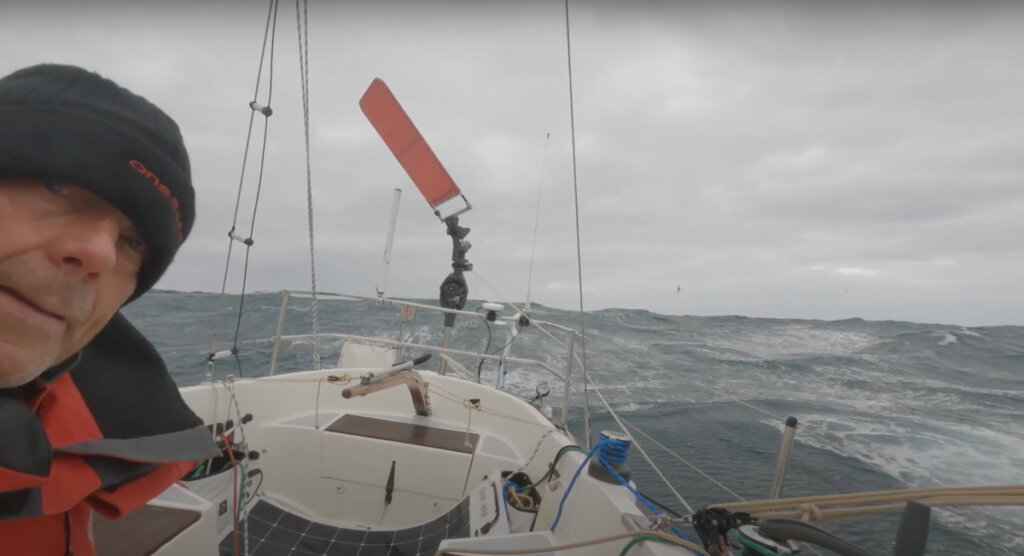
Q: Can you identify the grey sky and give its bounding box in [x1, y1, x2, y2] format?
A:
[4, 1, 1024, 326]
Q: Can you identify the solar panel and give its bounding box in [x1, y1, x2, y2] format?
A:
[220, 497, 471, 556]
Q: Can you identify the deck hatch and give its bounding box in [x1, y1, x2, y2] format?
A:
[94, 505, 201, 555]
[326, 414, 479, 454]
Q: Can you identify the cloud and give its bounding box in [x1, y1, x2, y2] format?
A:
[3, 1, 1024, 325]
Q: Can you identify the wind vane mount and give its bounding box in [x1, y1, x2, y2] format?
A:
[359, 78, 473, 320]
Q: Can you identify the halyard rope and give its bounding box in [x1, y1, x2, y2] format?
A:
[295, 0, 322, 370]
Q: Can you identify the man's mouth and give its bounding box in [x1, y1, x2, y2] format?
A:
[0, 286, 67, 322]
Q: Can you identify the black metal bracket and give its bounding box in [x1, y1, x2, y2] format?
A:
[439, 215, 472, 327]
[692, 508, 756, 555]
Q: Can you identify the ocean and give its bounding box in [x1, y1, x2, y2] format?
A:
[123, 290, 1024, 555]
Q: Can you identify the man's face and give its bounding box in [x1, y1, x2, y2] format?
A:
[0, 178, 145, 388]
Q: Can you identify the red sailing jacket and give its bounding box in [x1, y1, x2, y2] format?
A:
[0, 313, 218, 555]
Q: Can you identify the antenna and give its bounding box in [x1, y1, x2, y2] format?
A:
[376, 188, 402, 301]
[525, 132, 551, 311]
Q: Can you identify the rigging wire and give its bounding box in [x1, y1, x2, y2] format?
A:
[221, 0, 278, 295]
[573, 355, 823, 555]
[525, 132, 551, 311]
[558, 4, 756, 519]
[475, 265, 700, 514]
[581, 370, 696, 514]
[563, 0, 591, 450]
[295, 0, 323, 369]
[623, 418, 745, 502]
[514, 306, 843, 519]
[231, 0, 280, 360]
[203, 3, 837, 551]
[159, 338, 273, 355]
[476, 294, 725, 514]
[468, 269, 532, 318]
[211, 0, 280, 380]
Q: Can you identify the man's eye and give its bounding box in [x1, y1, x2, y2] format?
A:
[121, 235, 146, 253]
[43, 181, 71, 194]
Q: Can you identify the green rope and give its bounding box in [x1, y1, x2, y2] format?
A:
[736, 531, 786, 556]
[189, 463, 206, 479]
[518, 445, 587, 492]
[618, 533, 680, 556]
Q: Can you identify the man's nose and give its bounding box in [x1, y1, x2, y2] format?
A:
[47, 214, 120, 277]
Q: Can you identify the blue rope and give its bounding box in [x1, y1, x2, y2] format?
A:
[597, 432, 630, 464]
[549, 434, 691, 541]
[501, 480, 512, 517]
[549, 440, 608, 531]
[596, 433, 690, 540]
[598, 457, 690, 541]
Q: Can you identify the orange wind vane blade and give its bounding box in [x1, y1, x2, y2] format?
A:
[359, 78, 463, 210]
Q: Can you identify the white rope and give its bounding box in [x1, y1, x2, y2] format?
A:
[314, 378, 324, 430]
[223, 375, 352, 385]
[429, 384, 551, 428]
[294, 0, 322, 370]
[463, 399, 477, 449]
[224, 380, 249, 464]
[731, 397, 779, 420]
[513, 428, 559, 475]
